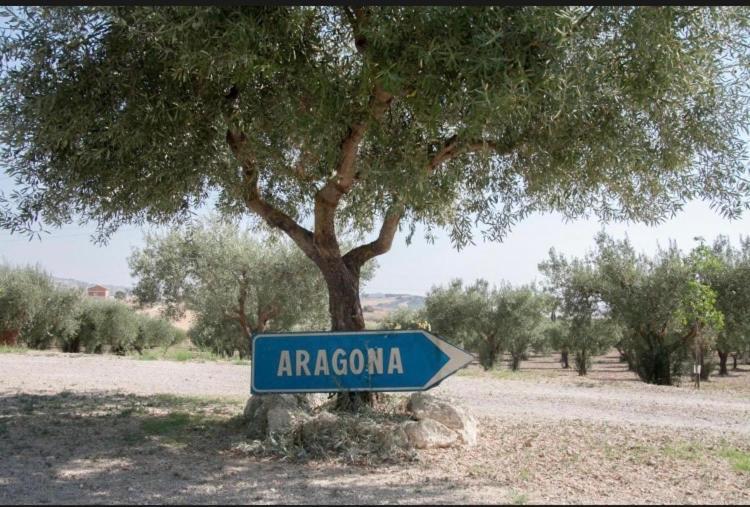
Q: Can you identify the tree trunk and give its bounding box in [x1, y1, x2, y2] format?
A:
[63, 336, 81, 353]
[561, 350, 570, 369]
[698, 350, 711, 381]
[322, 260, 373, 410]
[0, 329, 19, 346]
[323, 262, 365, 333]
[479, 334, 500, 370]
[732, 353, 738, 371]
[575, 349, 588, 376]
[718, 351, 729, 376]
[510, 353, 522, 371]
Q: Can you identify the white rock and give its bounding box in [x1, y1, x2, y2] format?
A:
[267, 406, 308, 435]
[243, 394, 313, 437]
[405, 393, 478, 446]
[401, 419, 459, 449]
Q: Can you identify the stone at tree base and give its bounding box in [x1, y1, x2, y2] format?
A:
[245, 392, 476, 451]
[405, 392, 478, 446]
[267, 406, 309, 436]
[401, 419, 459, 449]
[243, 394, 314, 438]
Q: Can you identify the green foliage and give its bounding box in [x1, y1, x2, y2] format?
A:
[135, 315, 180, 352]
[2, 7, 750, 248]
[542, 319, 571, 366]
[0, 264, 50, 344]
[379, 307, 430, 331]
[69, 299, 177, 354]
[23, 287, 83, 350]
[0, 264, 83, 348]
[423, 279, 482, 347]
[129, 216, 333, 358]
[539, 249, 620, 375]
[700, 236, 750, 374]
[73, 299, 138, 354]
[594, 233, 724, 384]
[495, 285, 549, 371]
[424, 279, 547, 370]
[719, 447, 750, 473]
[425, 279, 499, 368]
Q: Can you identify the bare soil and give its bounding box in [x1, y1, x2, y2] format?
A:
[1, 350, 749, 504]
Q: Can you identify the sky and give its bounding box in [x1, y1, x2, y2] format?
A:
[2, 174, 749, 296]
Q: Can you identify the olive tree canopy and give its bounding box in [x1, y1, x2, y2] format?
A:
[128, 216, 333, 357]
[2, 6, 750, 335]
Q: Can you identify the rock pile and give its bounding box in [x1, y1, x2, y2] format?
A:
[243, 392, 477, 451]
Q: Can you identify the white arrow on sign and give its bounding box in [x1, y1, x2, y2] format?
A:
[422, 331, 475, 389]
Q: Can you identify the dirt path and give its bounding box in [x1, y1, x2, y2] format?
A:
[2, 351, 748, 435]
[2, 351, 749, 504]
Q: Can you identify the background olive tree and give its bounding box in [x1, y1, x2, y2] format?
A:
[0, 264, 176, 353]
[129, 217, 335, 358]
[424, 279, 547, 370]
[0, 264, 82, 348]
[425, 279, 501, 369]
[539, 249, 618, 376]
[699, 236, 750, 375]
[495, 285, 548, 371]
[595, 234, 724, 385]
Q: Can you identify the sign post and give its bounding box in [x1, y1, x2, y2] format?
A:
[251, 329, 473, 394]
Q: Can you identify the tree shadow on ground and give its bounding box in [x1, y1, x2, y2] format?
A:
[0, 391, 476, 504]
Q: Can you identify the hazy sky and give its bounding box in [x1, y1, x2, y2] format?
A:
[2, 170, 749, 296]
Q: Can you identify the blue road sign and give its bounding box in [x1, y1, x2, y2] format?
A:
[251, 330, 474, 394]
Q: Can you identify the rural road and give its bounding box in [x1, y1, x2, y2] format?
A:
[2, 352, 748, 435]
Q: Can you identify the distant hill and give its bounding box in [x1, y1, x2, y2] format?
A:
[53, 277, 132, 296]
[361, 292, 425, 323]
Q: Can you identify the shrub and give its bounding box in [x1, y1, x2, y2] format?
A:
[0, 265, 84, 349]
[23, 288, 83, 350]
[73, 299, 139, 354]
[188, 316, 247, 358]
[0, 265, 50, 346]
[135, 315, 180, 351]
[379, 308, 430, 331]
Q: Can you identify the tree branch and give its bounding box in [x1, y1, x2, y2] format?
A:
[339, 134, 513, 269]
[257, 303, 281, 333]
[313, 84, 393, 252]
[572, 6, 597, 31]
[425, 136, 512, 175]
[343, 202, 404, 269]
[312, 7, 393, 254]
[226, 128, 319, 262]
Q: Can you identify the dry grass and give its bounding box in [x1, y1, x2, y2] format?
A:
[1, 349, 749, 503]
[236, 398, 417, 466]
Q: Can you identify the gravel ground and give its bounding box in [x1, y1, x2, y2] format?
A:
[1, 350, 749, 504]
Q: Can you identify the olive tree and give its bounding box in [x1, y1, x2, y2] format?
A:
[128, 216, 332, 358]
[0, 264, 83, 348]
[0, 265, 49, 346]
[3, 7, 750, 404]
[424, 279, 499, 369]
[595, 233, 724, 385]
[496, 285, 548, 371]
[425, 279, 547, 370]
[702, 236, 750, 375]
[539, 249, 618, 375]
[543, 318, 572, 369]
